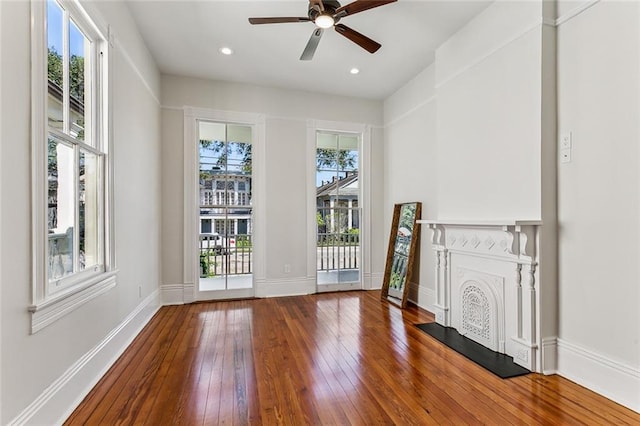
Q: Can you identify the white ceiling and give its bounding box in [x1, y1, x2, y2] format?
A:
[126, 0, 492, 100]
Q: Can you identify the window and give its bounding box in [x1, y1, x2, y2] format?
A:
[30, 0, 114, 333]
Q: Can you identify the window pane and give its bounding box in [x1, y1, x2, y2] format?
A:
[48, 137, 75, 280]
[69, 19, 87, 141]
[79, 150, 99, 271]
[47, 0, 64, 130]
[228, 141, 251, 205]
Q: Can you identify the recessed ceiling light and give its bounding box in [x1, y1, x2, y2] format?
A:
[350, 68, 360, 75]
[219, 47, 234, 55]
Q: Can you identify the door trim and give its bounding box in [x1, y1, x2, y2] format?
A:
[306, 119, 370, 292]
[183, 107, 265, 302]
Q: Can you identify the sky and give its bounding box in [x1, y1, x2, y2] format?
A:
[48, 0, 86, 57]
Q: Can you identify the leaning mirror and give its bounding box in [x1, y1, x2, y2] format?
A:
[381, 202, 422, 308]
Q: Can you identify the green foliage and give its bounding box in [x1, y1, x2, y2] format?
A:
[316, 231, 359, 247]
[200, 140, 252, 174]
[199, 250, 217, 277]
[316, 148, 356, 171]
[236, 235, 252, 248]
[48, 47, 85, 102]
[69, 54, 84, 101]
[389, 271, 405, 290]
[399, 203, 417, 231]
[48, 47, 63, 87]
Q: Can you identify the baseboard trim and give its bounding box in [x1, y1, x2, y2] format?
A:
[407, 282, 436, 313]
[369, 272, 384, 290]
[541, 337, 558, 375]
[160, 283, 186, 305]
[9, 290, 161, 426]
[254, 277, 315, 298]
[556, 337, 640, 412]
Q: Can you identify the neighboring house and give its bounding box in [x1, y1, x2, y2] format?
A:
[316, 171, 359, 234]
[199, 169, 252, 237]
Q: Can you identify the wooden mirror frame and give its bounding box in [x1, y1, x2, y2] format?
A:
[381, 202, 422, 308]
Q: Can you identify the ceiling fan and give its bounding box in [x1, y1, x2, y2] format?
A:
[248, 0, 397, 61]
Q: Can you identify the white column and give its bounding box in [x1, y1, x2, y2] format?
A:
[330, 199, 335, 231]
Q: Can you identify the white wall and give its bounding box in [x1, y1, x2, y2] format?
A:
[383, 66, 438, 307]
[383, 0, 554, 310]
[160, 75, 384, 299]
[383, 0, 639, 413]
[0, 1, 162, 423]
[435, 0, 545, 220]
[556, 0, 640, 411]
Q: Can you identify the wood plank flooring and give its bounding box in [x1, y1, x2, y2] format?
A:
[65, 291, 640, 425]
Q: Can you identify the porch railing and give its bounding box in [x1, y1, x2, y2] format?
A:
[199, 234, 252, 277]
[317, 232, 359, 271]
[198, 233, 360, 277]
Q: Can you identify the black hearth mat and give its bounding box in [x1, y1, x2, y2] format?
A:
[415, 322, 530, 379]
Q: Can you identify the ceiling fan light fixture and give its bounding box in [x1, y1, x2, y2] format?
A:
[315, 14, 334, 29]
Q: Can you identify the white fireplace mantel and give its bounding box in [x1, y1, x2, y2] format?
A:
[417, 219, 544, 372]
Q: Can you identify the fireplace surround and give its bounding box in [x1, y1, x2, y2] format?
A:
[420, 220, 544, 372]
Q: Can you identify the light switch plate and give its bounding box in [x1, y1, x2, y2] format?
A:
[560, 132, 572, 149]
[560, 148, 572, 163]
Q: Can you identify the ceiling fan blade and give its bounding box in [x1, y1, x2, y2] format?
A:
[248, 17, 311, 24]
[300, 28, 324, 61]
[334, 24, 381, 54]
[334, 0, 397, 18]
[310, 0, 325, 12]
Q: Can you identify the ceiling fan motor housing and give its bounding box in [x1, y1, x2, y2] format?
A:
[308, 0, 341, 22]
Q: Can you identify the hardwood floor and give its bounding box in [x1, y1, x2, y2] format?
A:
[65, 291, 639, 425]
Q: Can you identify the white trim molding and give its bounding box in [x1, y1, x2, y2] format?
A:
[9, 290, 161, 426]
[435, 20, 543, 89]
[383, 95, 436, 129]
[29, 272, 117, 333]
[306, 119, 370, 294]
[254, 277, 316, 298]
[160, 284, 186, 305]
[183, 107, 265, 302]
[556, 0, 600, 27]
[541, 337, 558, 375]
[369, 272, 384, 290]
[363, 271, 384, 290]
[408, 281, 436, 313]
[557, 338, 640, 412]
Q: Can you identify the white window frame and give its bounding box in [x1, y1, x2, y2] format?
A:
[29, 0, 115, 333]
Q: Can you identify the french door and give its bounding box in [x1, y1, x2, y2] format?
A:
[315, 131, 362, 292]
[196, 120, 253, 300]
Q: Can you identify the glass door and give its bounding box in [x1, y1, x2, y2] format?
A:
[316, 131, 361, 292]
[197, 121, 253, 299]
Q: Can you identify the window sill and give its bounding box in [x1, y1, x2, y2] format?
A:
[29, 270, 118, 334]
